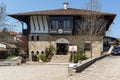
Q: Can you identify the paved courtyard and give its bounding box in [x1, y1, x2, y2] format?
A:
[1, 55, 120, 80]
[70, 55, 120, 80]
[0, 64, 68, 80]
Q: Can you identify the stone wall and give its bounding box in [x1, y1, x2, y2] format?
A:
[28, 34, 103, 61]
[92, 41, 103, 58]
[85, 41, 103, 58]
[28, 41, 56, 61]
[29, 34, 82, 45]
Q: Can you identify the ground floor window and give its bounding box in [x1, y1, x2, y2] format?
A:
[84, 43, 91, 51]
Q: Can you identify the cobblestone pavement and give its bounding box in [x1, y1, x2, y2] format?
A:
[70, 55, 120, 80]
[0, 64, 68, 80]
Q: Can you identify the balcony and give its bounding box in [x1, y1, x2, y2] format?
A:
[49, 22, 73, 34]
[49, 28, 72, 34]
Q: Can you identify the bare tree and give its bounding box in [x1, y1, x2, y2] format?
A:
[0, 2, 7, 28]
[86, 0, 101, 11]
[76, 0, 112, 58]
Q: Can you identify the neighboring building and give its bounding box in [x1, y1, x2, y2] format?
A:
[8, 31, 18, 41]
[0, 43, 7, 59]
[0, 42, 18, 59]
[103, 36, 119, 51]
[9, 3, 116, 60]
[0, 43, 6, 48]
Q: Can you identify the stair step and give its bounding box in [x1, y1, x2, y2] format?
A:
[50, 55, 70, 63]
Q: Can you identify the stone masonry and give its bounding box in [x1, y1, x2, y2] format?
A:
[28, 34, 103, 61]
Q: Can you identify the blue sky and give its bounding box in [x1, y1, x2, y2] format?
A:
[1, 0, 120, 38]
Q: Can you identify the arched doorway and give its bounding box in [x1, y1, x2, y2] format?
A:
[56, 38, 69, 55]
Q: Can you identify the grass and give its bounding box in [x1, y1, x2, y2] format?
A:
[5, 55, 16, 60]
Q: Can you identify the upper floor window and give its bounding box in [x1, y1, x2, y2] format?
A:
[51, 21, 58, 30]
[64, 21, 70, 29]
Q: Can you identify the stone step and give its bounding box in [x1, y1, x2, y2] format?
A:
[50, 55, 70, 63]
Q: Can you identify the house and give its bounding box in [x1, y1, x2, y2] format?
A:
[8, 2, 116, 61]
[103, 36, 119, 51]
[8, 31, 18, 41]
[0, 43, 8, 59]
[0, 31, 19, 58]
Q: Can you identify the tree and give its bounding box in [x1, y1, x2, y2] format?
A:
[76, 0, 111, 58]
[0, 2, 7, 28]
[86, 0, 101, 11]
[2, 27, 8, 32]
[0, 27, 11, 42]
[17, 36, 28, 57]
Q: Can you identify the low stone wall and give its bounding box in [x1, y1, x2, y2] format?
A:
[0, 57, 22, 66]
[76, 54, 110, 72]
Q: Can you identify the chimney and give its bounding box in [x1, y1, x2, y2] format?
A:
[63, 2, 69, 9]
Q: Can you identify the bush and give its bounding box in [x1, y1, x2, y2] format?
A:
[74, 51, 87, 63]
[49, 45, 55, 51]
[39, 53, 53, 62]
[101, 51, 104, 55]
[39, 45, 55, 62]
[6, 55, 16, 60]
[39, 53, 46, 62]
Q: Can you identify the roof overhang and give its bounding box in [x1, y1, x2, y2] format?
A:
[8, 8, 116, 30]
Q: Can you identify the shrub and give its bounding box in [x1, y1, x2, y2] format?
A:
[101, 51, 104, 55]
[49, 45, 55, 51]
[6, 55, 16, 60]
[39, 45, 55, 62]
[39, 53, 53, 62]
[39, 53, 46, 62]
[74, 51, 87, 63]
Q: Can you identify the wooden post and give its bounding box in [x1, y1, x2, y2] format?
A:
[72, 51, 74, 63]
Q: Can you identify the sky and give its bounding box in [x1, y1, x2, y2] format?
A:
[1, 0, 120, 38]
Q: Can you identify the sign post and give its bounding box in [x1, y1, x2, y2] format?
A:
[69, 46, 77, 63]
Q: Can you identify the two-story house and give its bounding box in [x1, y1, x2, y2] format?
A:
[9, 3, 116, 61]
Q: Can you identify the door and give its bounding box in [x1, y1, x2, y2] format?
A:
[57, 43, 68, 55]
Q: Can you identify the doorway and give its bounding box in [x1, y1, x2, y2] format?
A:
[57, 43, 68, 55]
[56, 38, 69, 55]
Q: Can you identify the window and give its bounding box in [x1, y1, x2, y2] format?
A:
[84, 43, 91, 51]
[31, 51, 34, 55]
[51, 21, 58, 30]
[31, 36, 34, 41]
[64, 21, 70, 29]
[36, 51, 39, 55]
[36, 36, 39, 41]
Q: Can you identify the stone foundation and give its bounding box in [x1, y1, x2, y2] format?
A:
[28, 34, 103, 61]
[28, 41, 56, 61]
[92, 41, 103, 58]
[85, 41, 103, 58]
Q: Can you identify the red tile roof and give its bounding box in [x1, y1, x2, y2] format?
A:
[9, 31, 18, 36]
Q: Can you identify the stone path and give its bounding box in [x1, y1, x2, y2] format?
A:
[70, 55, 120, 80]
[0, 64, 68, 80]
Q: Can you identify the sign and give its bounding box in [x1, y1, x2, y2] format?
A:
[69, 46, 77, 52]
